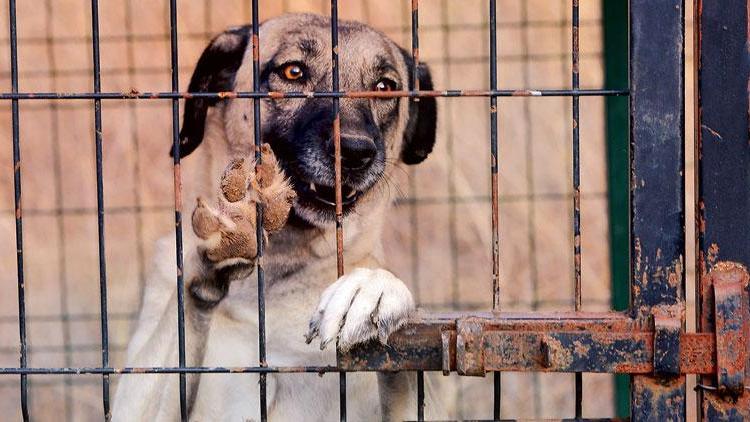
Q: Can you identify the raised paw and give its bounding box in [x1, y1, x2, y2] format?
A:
[305, 268, 415, 352]
[191, 145, 295, 268]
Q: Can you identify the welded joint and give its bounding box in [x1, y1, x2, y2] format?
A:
[440, 329, 453, 376]
[653, 315, 681, 376]
[455, 318, 485, 377]
[712, 270, 748, 398]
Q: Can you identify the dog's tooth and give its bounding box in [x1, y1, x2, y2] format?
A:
[346, 190, 357, 199]
[309, 183, 317, 192]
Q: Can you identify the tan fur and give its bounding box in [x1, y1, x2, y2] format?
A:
[113, 14, 445, 422]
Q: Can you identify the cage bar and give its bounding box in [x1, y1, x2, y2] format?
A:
[488, 0, 502, 419]
[571, 0, 583, 418]
[695, 0, 750, 417]
[328, 1, 347, 420]
[89, 0, 111, 418]
[7, 0, 29, 420]
[410, 1, 427, 419]
[167, 0, 188, 420]
[0, 89, 629, 101]
[628, 0, 686, 420]
[249, 0, 269, 420]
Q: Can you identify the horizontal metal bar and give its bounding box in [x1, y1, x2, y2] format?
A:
[0, 312, 721, 377]
[0, 89, 629, 101]
[0, 366, 342, 375]
[338, 312, 717, 375]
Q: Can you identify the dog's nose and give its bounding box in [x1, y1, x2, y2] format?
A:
[339, 135, 376, 170]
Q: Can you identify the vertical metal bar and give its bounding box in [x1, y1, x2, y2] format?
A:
[571, 1, 582, 314]
[8, 0, 29, 420]
[629, 1, 686, 420]
[489, 0, 500, 313]
[695, 0, 750, 418]
[488, 0, 502, 419]
[571, 1, 583, 418]
[416, 371, 424, 421]
[250, 1, 268, 421]
[410, 2, 426, 419]
[411, 0, 420, 92]
[329, 1, 346, 421]
[601, 0, 631, 417]
[167, 1, 188, 420]
[89, 0, 110, 419]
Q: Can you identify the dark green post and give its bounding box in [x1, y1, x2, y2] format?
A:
[602, 0, 630, 418]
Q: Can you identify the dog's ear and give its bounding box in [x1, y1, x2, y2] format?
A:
[399, 50, 438, 165]
[173, 25, 251, 158]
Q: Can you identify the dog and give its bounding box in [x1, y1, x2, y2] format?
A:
[112, 13, 439, 421]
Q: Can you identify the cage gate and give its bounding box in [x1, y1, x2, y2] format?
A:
[339, 0, 750, 420]
[1, 0, 749, 421]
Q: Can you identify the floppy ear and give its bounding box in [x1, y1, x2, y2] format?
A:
[399, 51, 438, 165]
[173, 25, 251, 158]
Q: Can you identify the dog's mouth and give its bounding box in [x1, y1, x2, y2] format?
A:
[297, 181, 362, 208]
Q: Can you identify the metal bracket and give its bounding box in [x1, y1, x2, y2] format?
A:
[653, 315, 681, 376]
[455, 318, 485, 377]
[713, 271, 748, 397]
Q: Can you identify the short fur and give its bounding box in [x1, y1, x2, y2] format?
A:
[113, 14, 442, 421]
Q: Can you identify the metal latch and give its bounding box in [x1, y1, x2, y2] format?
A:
[653, 315, 681, 376]
[443, 317, 486, 377]
[711, 263, 749, 397]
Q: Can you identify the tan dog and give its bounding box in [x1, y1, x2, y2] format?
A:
[113, 14, 440, 421]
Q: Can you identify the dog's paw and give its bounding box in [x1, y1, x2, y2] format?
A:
[305, 268, 415, 352]
[191, 144, 295, 268]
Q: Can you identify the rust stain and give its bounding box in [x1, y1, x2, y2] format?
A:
[252, 34, 259, 61]
[707, 243, 720, 266]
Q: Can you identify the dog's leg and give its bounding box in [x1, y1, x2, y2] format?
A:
[305, 268, 416, 421]
[113, 146, 294, 421]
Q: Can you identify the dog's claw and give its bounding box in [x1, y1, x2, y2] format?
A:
[307, 268, 414, 353]
[192, 197, 223, 240]
[304, 317, 321, 344]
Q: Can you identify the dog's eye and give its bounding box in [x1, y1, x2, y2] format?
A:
[280, 63, 305, 81]
[373, 78, 397, 92]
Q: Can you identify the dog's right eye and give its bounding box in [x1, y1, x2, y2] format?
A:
[279, 63, 306, 81]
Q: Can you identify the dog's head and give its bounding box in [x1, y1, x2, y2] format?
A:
[178, 14, 437, 226]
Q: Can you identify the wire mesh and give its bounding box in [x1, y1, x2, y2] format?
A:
[0, 1, 633, 420]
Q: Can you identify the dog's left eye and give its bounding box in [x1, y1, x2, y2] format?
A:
[373, 78, 397, 92]
[279, 63, 306, 81]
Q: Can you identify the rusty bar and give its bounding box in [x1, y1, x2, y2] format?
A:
[338, 312, 717, 375]
[629, 0, 686, 420]
[0, 88, 629, 101]
[249, 0, 268, 420]
[7, 0, 28, 419]
[167, 0, 187, 420]
[329, 1, 346, 421]
[89, 0, 111, 417]
[456, 318, 486, 376]
[571, 0, 583, 417]
[411, 1, 426, 419]
[712, 278, 746, 395]
[695, 0, 750, 417]
[653, 316, 681, 376]
[0, 311, 725, 376]
[488, 0, 502, 414]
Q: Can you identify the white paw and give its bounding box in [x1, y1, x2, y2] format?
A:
[305, 268, 415, 352]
